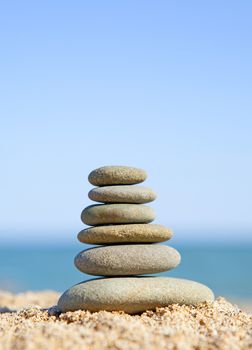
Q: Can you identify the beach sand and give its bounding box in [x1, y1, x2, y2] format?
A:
[0, 290, 251, 350]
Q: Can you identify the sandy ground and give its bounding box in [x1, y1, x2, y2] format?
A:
[0, 290, 252, 350]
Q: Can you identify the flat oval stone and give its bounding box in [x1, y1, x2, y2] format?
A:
[88, 166, 147, 186]
[81, 204, 155, 226]
[78, 224, 173, 244]
[74, 245, 180, 276]
[58, 277, 214, 313]
[88, 186, 156, 204]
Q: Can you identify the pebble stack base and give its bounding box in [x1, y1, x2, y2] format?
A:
[58, 277, 214, 314]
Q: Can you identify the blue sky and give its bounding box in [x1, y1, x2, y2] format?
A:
[0, 1, 251, 243]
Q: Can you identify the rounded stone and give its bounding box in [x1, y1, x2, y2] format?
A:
[88, 166, 147, 186]
[78, 224, 173, 244]
[88, 186, 157, 204]
[58, 277, 215, 313]
[74, 245, 180, 276]
[81, 204, 155, 226]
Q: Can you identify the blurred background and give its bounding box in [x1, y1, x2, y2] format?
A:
[0, 1, 251, 305]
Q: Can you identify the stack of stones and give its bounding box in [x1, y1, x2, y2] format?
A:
[58, 166, 214, 314]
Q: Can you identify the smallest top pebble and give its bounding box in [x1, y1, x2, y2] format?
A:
[88, 166, 147, 186]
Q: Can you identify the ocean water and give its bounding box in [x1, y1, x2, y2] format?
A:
[0, 243, 251, 299]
